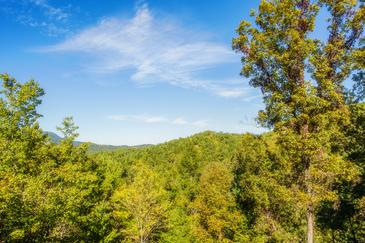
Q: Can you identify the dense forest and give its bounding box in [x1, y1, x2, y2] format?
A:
[1, 0, 364, 242]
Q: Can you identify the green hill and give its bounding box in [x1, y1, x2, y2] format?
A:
[96, 130, 243, 165]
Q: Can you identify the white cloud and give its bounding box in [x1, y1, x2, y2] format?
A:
[134, 115, 168, 123]
[30, 0, 70, 21]
[107, 114, 208, 127]
[214, 87, 248, 98]
[106, 115, 128, 121]
[40, 4, 250, 98]
[172, 117, 188, 125]
[1, 0, 72, 36]
[107, 115, 167, 123]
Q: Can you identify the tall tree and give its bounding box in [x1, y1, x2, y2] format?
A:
[0, 74, 98, 241]
[57, 116, 79, 140]
[111, 162, 170, 242]
[233, 1, 364, 242]
[0, 73, 45, 174]
[234, 134, 303, 241]
[189, 162, 246, 242]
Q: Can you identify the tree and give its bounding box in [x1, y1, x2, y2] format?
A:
[233, 1, 364, 242]
[0, 73, 46, 174]
[234, 134, 303, 241]
[111, 162, 170, 242]
[0, 74, 44, 128]
[189, 162, 246, 242]
[0, 74, 98, 241]
[57, 116, 79, 140]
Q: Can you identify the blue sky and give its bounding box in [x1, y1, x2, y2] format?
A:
[0, 0, 266, 145]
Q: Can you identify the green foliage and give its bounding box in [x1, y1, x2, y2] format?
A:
[189, 162, 247, 242]
[0, 75, 98, 241]
[234, 134, 304, 242]
[1, 72, 365, 241]
[233, 0, 364, 241]
[316, 103, 365, 242]
[93, 131, 244, 242]
[57, 116, 79, 140]
[112, 162, 170, 242]
[0, 2, 364, 241]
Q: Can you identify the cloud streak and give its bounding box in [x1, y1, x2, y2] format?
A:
[1, 0, 73, 36]
[30, 0, 70, 21]
[40, 4, 250, 98]
[107, 114, 208, 127]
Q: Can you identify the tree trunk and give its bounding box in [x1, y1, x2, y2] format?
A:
[307, 204, 314, 243]
[301, 123, 314, 243]
[349, 218, 358, 243]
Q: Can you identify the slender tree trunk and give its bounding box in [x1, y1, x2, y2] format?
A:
[307, 204, 314, 243]
[302, 123, 314, 243]
[331, 229, 335, 243]
[301, 123, 316, 243]
[349, 218, 358, 243]
[306, 171, 314, 243]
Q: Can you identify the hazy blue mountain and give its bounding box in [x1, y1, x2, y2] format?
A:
[45, 131, 63, 144]
[45, 131, 150, 153]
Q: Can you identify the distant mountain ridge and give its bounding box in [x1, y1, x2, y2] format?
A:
[45, 131, 150, 153]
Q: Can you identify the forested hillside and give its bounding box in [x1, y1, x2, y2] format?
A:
[0, 73, 364, 242]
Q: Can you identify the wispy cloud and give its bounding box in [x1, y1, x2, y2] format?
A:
[215, 88, 247, 98]
[30, 0, 70, 21]
[107, 114, 208, 127]
[1, 0, 73, 36]
[172, 117, 188, 125]
[39, 4, 250, 98]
